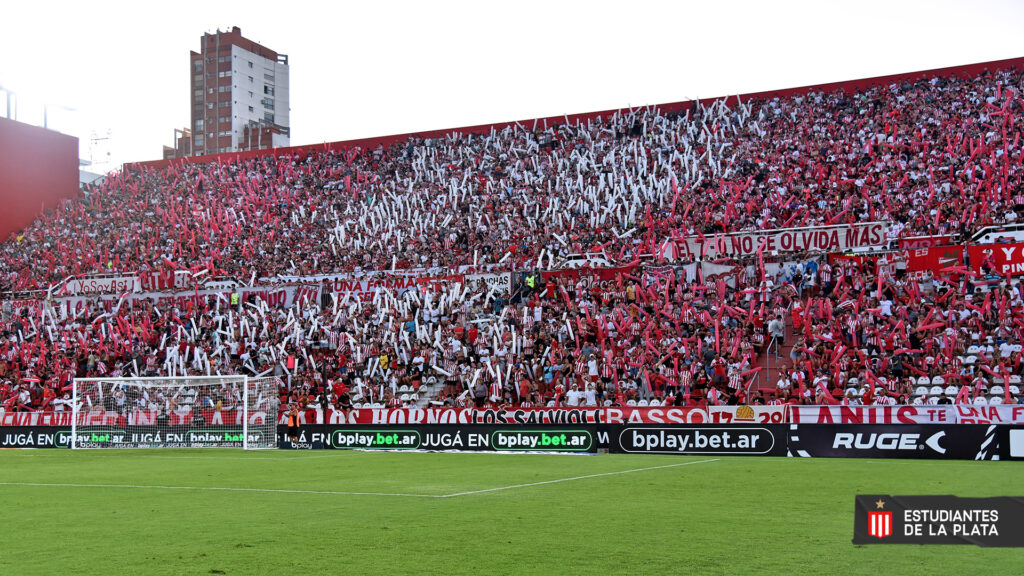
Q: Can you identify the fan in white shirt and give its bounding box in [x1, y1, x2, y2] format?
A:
[565, 384, 584, 407]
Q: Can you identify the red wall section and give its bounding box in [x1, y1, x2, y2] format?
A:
[0, 117, 80, 240]
[130, 55, 1024, 172]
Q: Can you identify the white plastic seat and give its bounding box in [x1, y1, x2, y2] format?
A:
[944, 385, 959, 396]
[546, 400, 556, 407]
[626, 399, 637, 406]
[848, 378, 860, 387]
[932, 376, 946, 386]
[912, 397, 924, 405]
[973, 396, 988, 405]
[967, 345, 981, 355]
[648, 399, 661, 407]
[963, 355, 977, 365]
[636, 399, 649, 407]
[926, 396, 940, 405]
[1010, 385, 1021, 395]
[1008, 375, 1022, 385]
[916, 376, 930, 387]
[915, 386, 929, 396]
[989, 396, 1004, 404]
[990, 385, 1004, 396]
[398, 385, 410, 394]
[400, 393, 410, 402]
[929, 385, 944, 395]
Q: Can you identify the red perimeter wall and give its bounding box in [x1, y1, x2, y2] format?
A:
[131, 55, 1024, 172]
[0, 116, 80, 240]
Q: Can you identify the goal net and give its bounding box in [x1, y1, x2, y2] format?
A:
[71, 376, 280, 449]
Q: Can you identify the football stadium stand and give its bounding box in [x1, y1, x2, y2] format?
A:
[2, 57, 1024, 417]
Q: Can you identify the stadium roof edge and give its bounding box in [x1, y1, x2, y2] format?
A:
[127, 55, 1024, 172]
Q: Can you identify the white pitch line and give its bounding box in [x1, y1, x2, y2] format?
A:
[5, 453, 340, 461]
[438, 458, 720, 498]
[0, 458, 720, 499]
[0, 481, 439, 499]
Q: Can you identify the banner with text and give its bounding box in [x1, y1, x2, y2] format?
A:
[608, 424, 787, 456]
[283, 424, 598, 452]
[904, 245, 964, 277]
[968, 242, 1024, 277]
[789, 405, 1024, 425]
[787, 424, 1000, 460]
[668, 222, 889, 260]
[57, 275, 142, 296]
[541, 265, 638, 298]
[898, 235, 955, 250]
[277, 405, 788, 426]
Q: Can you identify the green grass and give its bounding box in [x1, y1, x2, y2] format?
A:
[0, 450, 1019, 575]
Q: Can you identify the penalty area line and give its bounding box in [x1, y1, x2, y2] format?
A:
[439, 458, 720, 498]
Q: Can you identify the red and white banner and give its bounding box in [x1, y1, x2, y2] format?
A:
[968, 242, 1024, 277]
[53, 284, 320, 316]
[31, 409, 272, 427]
[58, 275, 141, 296]
[280, 405, 788, 426]
[898, 235, 955, 250]
[3, 297, 44, 313]
[667, 222, 889, 259]
[323, 276, 420, 302]
[904, 245, 964, 276]
[790, 404, 1024, 424]
[952, 404, 1024, 424]
[5, 404, 1020, 426]
[541, 264, 638, 298]
[828, 253, 899, 276]
[324, 273, 514, 302]
[465, 272, 511, 295]
[0, 411, 74, 426]
[790, 405, 954, 424]
[137, 270, 196, 291]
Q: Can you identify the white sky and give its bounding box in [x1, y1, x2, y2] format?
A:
[1, 0, 1022, 171]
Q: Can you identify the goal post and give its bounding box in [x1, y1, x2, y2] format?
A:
[70, 375, 280, 449]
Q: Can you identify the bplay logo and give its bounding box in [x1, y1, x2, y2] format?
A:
[490, 430, 593, 451]
[618, 427, 777, 454]
[331, 430, 421, 450]
[187, 430, 264, 444]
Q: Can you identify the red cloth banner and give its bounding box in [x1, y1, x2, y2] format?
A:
[904, 245, 964, 274]
[968, 242, 1024, 277]
[898, 235, 954, 250]
[541, 265, 638, 298]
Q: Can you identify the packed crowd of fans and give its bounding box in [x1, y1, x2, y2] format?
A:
[2, 64, 1024, 416]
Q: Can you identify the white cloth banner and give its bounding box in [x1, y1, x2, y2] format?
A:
[668, 222, 890, 259]
[790, 404, 1024, 424]
[59, 275, 141, 296]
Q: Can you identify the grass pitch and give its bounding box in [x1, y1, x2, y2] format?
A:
[0, 450, 1019, 575]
